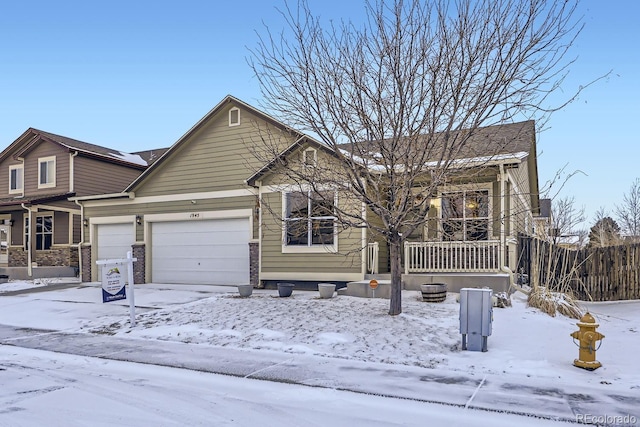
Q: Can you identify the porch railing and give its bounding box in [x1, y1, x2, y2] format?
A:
[367, 242, 379, 274]
[404, 240, 501, 274]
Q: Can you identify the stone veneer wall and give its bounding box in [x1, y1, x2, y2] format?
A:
[8, 247, 27, 267]
[249, 241, 259, 287]
[132, 243, 145, 284]
[81, 245, 91, 282]
[8, 246, 79, 269]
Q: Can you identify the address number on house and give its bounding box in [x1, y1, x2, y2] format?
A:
[189, 213, 201, 219]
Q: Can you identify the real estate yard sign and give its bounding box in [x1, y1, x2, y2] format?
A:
[101, 265, 126, 303]
[97, 252, 137, 327]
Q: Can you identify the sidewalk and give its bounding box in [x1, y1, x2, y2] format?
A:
[0, 322, 637, 422]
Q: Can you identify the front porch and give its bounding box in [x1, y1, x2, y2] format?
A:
[365, 240, 513, 294]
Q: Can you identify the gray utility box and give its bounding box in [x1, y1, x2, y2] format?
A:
[459, 288, 493, 352]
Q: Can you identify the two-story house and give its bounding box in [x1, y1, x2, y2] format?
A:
[0, 128, 165, 279]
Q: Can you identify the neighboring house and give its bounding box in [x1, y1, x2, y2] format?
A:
[75, 95, 541, 292]
[0, 128, 159, 278]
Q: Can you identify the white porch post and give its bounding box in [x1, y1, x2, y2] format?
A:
[499, 164, 506, 269]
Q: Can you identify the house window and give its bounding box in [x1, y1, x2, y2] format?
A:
[229, 107, 240, 126]
[24, 215, 53, 250]
[285, 191, 336, 246]
[302, 148, 317, 167]
[9, 164, 23, 193]
[441, 190, 489, 241]
[38, 156, 56, 188]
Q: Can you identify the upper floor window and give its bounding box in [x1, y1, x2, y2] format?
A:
[9, 164, 23, 194]
[441, 190, 489, 241]
[285, 190, 336, 247]
[302, 148, 317, 168]
[38, 156, 56, 188]
[229, 107, 240, 126]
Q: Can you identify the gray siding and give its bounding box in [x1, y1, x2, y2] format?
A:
[23, 142, 70, 196]
[74, 156, 143, 196]
[135, 108, 296, 197]
[260, 192, 362, 274]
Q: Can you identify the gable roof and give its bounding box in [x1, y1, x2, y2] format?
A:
[247, 120, 536, 186]
[124, 94, 302, 192]
[338, 120, 535, 161]
[1, 128, 151, 169]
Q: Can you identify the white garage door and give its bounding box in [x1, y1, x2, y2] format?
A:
[151, 218, 250, 285]
[96, 223, 135, 279]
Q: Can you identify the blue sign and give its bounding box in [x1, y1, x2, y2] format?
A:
[102, 266, 127, 303]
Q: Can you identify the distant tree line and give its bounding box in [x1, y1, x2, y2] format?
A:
[551, 178, 640, 247]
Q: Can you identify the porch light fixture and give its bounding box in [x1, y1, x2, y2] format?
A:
[3, 219, 13, 227]
[83, 219, 88, 227]
[136, 215, 142, 225]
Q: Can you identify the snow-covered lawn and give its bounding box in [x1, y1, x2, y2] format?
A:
[1, 279, 636, 395]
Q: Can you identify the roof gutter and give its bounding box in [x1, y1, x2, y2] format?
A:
[70, 192, 135, 202]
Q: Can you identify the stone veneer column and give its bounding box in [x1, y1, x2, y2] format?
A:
[249, 241, 259, 287]
[132, 243, 146, 284]
[80, 244, 91, 282]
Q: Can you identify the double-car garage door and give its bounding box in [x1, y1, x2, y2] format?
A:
[151, 218, 250, 285]
[96, 218, 250, 285]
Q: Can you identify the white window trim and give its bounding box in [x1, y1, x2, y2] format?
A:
[38, 156, 56, 189]
[24, 211, 55, 250]
[281, 189, 338, 254]
[228, 107, 240, 127]
[437, 183, 493, 241]
[302, 148, 317, 168]
[9, 164, 24, 194]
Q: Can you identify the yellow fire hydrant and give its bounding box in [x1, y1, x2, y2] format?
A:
[570, 312, 604, 370]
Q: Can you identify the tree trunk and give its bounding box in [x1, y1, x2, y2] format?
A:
[388, 232, 403, 315]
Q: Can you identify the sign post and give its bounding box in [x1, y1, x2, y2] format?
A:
[369, 279, 378, 299]
[97, 251, 137, 327]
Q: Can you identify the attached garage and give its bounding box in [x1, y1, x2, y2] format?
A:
[150, 217, 250, 285]
[95, 222, 136, 279]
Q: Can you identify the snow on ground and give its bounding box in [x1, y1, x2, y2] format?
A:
[1, 278, 637, 395]
[0, 345, 568, 427]
[0, 277, 80, 293]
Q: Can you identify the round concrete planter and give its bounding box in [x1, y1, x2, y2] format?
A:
[420, 283, 447, 302]
[277, 282, 295, 297]
[237, 284, 253, 297]
[318, 283, 336, 299]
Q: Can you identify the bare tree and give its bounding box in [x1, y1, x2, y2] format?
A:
[615, 178, 640, 241]
[550, 196, 586, 247]
[588, 208, 622, 247]
[250, 0, 600, 315]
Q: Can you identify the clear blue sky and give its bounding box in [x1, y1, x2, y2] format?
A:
[1, 1, 638, 225]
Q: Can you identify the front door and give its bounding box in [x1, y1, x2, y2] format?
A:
[0, 225, 9, 265]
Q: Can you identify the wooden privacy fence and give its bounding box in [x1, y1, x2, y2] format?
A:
[517, 235, 640, 301]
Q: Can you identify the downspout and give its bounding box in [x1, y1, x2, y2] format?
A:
[70, 151, 80, 279]
[499, 164, 506, 269]
[74, 199, 84, 281]
[21, 203, 32, 277]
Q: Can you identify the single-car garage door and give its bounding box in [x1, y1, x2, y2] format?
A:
[96, 222, 135, 279]
[151, 218, 250, 285]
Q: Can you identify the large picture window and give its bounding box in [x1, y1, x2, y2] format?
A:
[441, 190, 489, 241]
[285, 191, 336, 247]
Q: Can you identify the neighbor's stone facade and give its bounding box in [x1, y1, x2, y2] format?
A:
[8, 246, 79, 269]
[249, 241, 259, 287]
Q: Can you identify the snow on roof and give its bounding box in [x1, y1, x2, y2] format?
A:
[108, 151, 148, 166]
